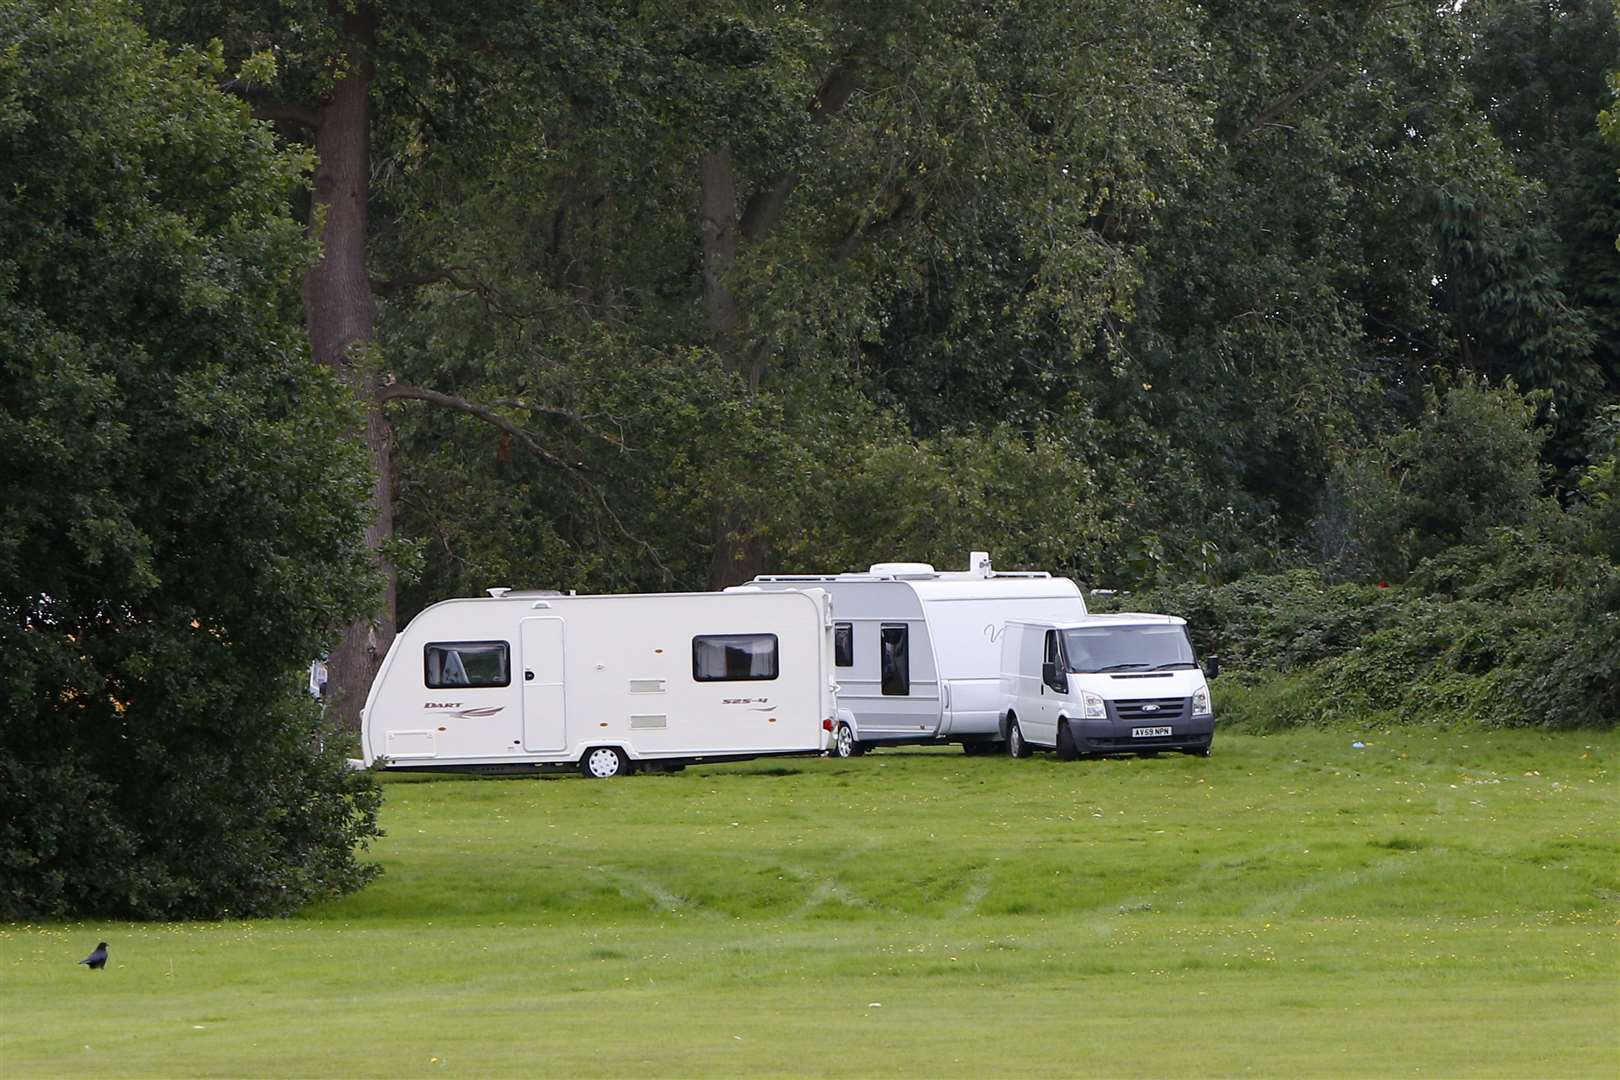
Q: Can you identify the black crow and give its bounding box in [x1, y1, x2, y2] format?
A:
[79, 942, 108, 970]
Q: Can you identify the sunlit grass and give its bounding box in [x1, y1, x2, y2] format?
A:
[3, 730, 1616, 1077]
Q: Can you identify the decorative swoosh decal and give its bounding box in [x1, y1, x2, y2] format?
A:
[455, 706, 506, 718]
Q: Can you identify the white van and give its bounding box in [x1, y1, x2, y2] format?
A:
[361, 589, 836, 776]
[999, 614, 1216, 759]
[739, 551, 1088, 756]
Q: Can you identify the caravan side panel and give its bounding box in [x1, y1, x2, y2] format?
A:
[365, 590, 832, 769]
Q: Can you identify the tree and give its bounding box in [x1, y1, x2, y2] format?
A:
[0, 0, 382, 918]
[371, 0, 1204, 601]
[1455, 0, 1620, 468]
[1333, 380, 1551, 581]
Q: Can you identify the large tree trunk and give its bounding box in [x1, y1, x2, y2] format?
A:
[699, 150, 772, 587]
[305, 5, 392, 732]
[698, 71, 860, 587]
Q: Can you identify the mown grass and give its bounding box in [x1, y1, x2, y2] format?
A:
[3, 730, 1617, 1077]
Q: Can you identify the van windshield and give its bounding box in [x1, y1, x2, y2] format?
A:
[1061, 625, 1196, 673]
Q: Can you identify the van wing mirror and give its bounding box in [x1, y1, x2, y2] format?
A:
[1041, 661, 1066, 693]
[1203, 655, 1220, 680]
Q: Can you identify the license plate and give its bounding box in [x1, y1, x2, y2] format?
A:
[1132, 726, 1172, 738]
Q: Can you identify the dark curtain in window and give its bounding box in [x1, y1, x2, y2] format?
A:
[881, 625, 910, 696]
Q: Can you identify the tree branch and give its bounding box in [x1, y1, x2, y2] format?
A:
[377, 380, 666, 576]
[834, 189, 917, 263]
[369, 270, 457, 296]
[378, 382, 575, 470]
[1233, 0, 1425, 142]
[218, 78, 321, 132]
[1234, 65, 1338, 142]
[740, 62, 861, 242]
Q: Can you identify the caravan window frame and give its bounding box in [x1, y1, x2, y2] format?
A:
[692, 633, 780, 682]
[424, 640, 511, 689]
[834, 622, 854, 668]
[880, 623, 911, 696]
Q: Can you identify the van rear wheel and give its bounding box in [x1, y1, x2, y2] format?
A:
[1056, 721, 1078, 761]
[581, 746, 632, 779]
[1007, 718, 1031, 759]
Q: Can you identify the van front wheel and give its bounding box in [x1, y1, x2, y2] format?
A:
[1056, 721, 1078, 761]
[1007, 718, 1031, 759]
[581, 746, 632, 779]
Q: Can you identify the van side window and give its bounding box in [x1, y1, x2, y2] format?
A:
[425, 641, 510, 688]
[1044, 630, 1061, 665]
[880, 624, 910, 696]
[693, 634, 779, 681]
[834, 623, 853, 668]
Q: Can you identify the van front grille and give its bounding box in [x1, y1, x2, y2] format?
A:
[1113, 697, 1188, 722]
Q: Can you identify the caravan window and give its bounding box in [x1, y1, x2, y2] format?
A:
[424, 640, 510, 688]
[880, 624, 910, 696]
[834, 623, 853, 668]
[693, 634, 779, 682]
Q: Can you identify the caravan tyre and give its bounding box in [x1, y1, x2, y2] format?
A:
[581, 746, 632, 779]
[1007, 718, 1031, 759]
[1056, 721, 1078, 761]
[834, 724, 863, 759]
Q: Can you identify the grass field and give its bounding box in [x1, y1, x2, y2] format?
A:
[3, 729, 1617, 1077]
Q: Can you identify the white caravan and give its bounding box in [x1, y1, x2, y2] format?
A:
[999, 614, 1216, 759]
[738, 551, 1088, 756]
[361, 589, 836, 777]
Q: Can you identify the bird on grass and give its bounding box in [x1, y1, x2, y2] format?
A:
[79, 942, 108, 970]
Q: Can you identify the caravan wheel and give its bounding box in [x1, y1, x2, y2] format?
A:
[834, 723, 863, 758]
[581, 746, 631, 779]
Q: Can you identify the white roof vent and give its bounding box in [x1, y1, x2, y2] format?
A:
[486, 587, 512, 598]
[869, 562, 936, 577]
[969, 551, 992, 577]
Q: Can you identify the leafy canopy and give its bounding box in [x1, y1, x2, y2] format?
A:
[0, 0, 383, 919]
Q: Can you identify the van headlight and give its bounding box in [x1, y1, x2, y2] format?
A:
[1192, 687, 1212, 717]
[1080, 690, 1107, 719]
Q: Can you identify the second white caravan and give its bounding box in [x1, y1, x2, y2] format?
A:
[361, 589, 836, 776]
[738, 551, 1088, 755]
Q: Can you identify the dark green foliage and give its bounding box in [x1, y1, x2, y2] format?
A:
[1094, 398, 1618, 731]
[1332, 380, 1551, 581]
[1098, 524, 1617, 731]
[28, 0, 1616, 759]
[0, 1, 382, 919]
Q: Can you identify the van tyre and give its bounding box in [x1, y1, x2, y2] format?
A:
[834, 723, 863, 758]
[581, 746, 632, 779]
[1056, 721, 1078, 761]
[1006, 717, 1031, 759]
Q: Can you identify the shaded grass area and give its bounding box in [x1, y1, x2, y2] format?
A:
[4, 731, 1617, 1077]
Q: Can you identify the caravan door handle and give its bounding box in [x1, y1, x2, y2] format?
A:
[524, 670, 534, 681]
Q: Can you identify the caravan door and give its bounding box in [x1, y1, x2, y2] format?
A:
[521, 617, 568, 752]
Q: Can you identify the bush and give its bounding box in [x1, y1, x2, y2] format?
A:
[1100, 543, 1616, 731]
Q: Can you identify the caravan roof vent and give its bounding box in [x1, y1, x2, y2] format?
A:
[486, 587, 512, 598]
[869, 562, 936, 577]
